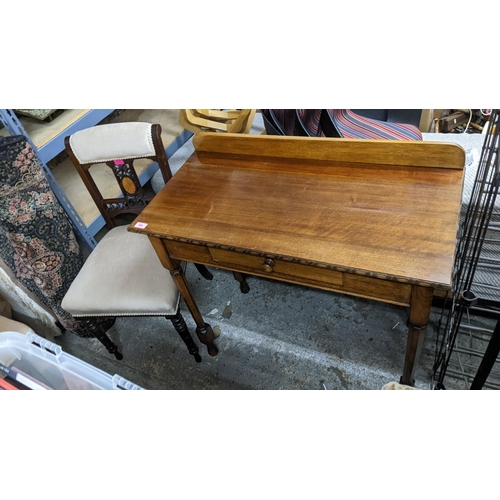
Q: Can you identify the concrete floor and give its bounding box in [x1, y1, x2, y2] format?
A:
[51, 112, 468, 390]
[54, 262, 449, 390]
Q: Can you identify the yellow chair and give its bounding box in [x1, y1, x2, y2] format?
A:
[179, 109, 256, 134]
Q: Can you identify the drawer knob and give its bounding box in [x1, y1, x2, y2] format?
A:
[261, 258, 275, 273]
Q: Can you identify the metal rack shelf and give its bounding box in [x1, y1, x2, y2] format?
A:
[433, 111, 500, 390]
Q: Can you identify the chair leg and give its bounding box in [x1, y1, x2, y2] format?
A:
[83, 317, 123, 360]
[233, 272, 250, 293]
[169, 310, 202, 363]
[195, 263, 214, 280]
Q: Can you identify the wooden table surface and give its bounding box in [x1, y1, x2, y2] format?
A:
[131, 133, 465, 290]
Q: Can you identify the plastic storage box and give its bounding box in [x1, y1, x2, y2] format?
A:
[0, 331, 143, 390]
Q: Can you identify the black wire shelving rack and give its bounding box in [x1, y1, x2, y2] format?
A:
[433, 110, 500, 390]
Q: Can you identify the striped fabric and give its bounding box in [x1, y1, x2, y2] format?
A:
[269, 109, 296, 135]
[328, 109, 423, 141]
[297, 109, 324, 136]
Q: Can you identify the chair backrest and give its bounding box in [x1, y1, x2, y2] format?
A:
[261, 109, 282, 135]
[319, 109, 342, 138]
[263, 110, 423, 138]
[226, 109, 256, 134]
[180, 109, 256, 134]
[352, 109, 389, 122]
[179, 109, 232, 133]
[325, 110, 423, 140]
[261, 110, 297, 136]
[352, 109, 422, 128]
[295, 109, 323, 137]
[65, 122, 172, 228]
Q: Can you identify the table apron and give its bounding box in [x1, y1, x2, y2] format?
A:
[164, 239, 413, 307]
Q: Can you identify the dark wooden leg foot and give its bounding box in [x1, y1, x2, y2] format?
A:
[196, 323, 219, 356]
[84, 317, 123, 360]
[169, 311, 202, 363]
[99, 317, 116, 332]
[233, 272, 250, 293]
[195, 264, 213, 281]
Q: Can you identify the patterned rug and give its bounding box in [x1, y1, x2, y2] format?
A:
[0, 134, 89, 335]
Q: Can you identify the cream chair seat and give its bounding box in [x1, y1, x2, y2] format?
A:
[62, 226, 179, 317]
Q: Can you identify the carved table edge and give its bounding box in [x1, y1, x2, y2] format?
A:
[132, 230, 450, 290]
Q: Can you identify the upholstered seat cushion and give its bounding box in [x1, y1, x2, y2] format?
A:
[62, 226, 179, 317]
[329, 109, 423, 141]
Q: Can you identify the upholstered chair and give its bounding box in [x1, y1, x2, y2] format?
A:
[179, 109, 256, 134]
[62, 122, 202, 362]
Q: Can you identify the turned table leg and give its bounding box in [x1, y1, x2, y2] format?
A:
[401, 285, 434, 386]
[170, 266, 219, 356]
[149, 236, 218, 357]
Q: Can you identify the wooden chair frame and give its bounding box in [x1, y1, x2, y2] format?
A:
[180, 109, 256, 135]
[65, 124, 172, 229]
[62, 123, 208, 362]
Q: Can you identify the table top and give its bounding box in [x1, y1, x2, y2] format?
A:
[130, 133, 465, 289]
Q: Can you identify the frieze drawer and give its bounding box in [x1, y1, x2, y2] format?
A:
[208, 247, 343, 286]
[163, 239, 412, 306]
